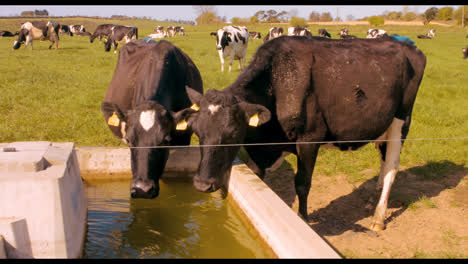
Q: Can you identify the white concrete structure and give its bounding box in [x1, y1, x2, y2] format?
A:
[0, 141, 87, 258]
[76, 147, 341, 258]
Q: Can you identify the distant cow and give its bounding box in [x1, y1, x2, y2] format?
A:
[90, 24, 115, 43]
[249, 31, 261, 40]
[210, 25, 249, 72]
[105, 25, 138, 53]
[174, 26, 186, 36]
[463, 46, 468, 59]
[69, 24, 86, 34]
[101, 39, 203, 199]
[154, 25, 164, 33]
[174, 35, 426, 232]
[0, 30, 18, 37]
[287, 27, 312, 38]
[417, 29, 436, 39]
[318, 28, 331, 38]
[338, 28, 357, 39]
[166, 26, 176, 37]
[13, 21, 60, 50]
[148, 32, 166, 39]
[59, 24, 71, 36]
[367, 29, 388, 38]
[263, 27, 284, 43]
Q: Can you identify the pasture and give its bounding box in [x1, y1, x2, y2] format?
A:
[0, 17, 467, 258]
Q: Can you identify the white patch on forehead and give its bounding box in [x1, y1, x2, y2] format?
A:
[208, 104, 221, 115]
[139, 110, 155, 131]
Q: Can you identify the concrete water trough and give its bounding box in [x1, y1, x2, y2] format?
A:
[77, 147, 341, 259]
[0, 141, 341, 258]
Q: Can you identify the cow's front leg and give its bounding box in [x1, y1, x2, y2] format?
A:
[295, 143, 320, 220]
[218, 50, 225, 72]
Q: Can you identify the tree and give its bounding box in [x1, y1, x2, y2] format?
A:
[193, 5, 222, 24]
[437, 7, 453, 20]
[277, 11, 289, 22]
[334, 17, 342, 22]
[454, 5, 468, 26]
[386, 11, 402, 20]
[309, 11, 320, 22]
[250, 16, 259, 24]
[368, 16, 385, 26]
[21, 11, 34, 17]
[423, 7, 439, 25]
[266, 9, 279, 22]
[290, 17, 307, 28]
[319, 12, 333, 22]
[254, 10, 267, 22]
[402, 12, 417, 21]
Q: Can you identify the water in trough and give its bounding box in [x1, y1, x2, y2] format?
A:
[82, 175, 276, 258]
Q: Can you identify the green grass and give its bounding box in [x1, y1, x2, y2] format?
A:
[0, 17, 467, 183]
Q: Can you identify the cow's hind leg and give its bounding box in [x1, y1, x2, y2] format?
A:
[370, 117, 405, 231]
[295, 143, 320, 220]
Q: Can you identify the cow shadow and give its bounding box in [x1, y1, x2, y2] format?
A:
[263, 160, 467, 237]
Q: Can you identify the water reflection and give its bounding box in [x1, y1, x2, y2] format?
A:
[83, 178, 274, 259]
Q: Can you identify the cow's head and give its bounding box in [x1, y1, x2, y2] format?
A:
[104, 37, 114, 52]
[101, 100, 178, 199]
[211, 29, 231, 51]
[463, 47, 468, 59]
[13, 28, 28, 49]
[174, 87, 271, 193]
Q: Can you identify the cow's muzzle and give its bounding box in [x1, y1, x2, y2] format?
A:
[130, 180, 159, 199]
[216, 45, 222, 50]
[193, 174, 222, 193]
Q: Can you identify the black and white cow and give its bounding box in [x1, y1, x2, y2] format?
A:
[0, 30, 19, 37]
[69, 24, 86, 34]
[174, 36, 426, 232]
[367, 28, 388, 39]
[13, 21, 60, 50]
[101, 39, 203, 199]
[249, 31, 261, 40]
[104, 25, 138, 53]
[463, 46, 468, 59]
[148, 32, 166, 39]
[318, 28, 331, 38]
[154, 25, 164, 33]
[287, 27, 312, 38]
[90, 24, 115, 43]
[59, 24, 71, 36]
[210, 25, 249, 72]
[166, 26, 175, 38]
[338, 28, 357, 39]
[174, 26, 186, 36]
[263, 27, 284, 43]
[417, 29, 436, 39]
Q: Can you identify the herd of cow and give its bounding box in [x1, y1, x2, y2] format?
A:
[2, 20, 465, 232]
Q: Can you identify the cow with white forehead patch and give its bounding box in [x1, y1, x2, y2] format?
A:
[174, 35, 426, 232]
[13, 21, 60, 50]
[101, 39, 203, 199]
[210, 25, 249, 72]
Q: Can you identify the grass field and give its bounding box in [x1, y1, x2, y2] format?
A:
[0, 17, 466, 183]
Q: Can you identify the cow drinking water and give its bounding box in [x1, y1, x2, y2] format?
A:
[174, 36, 426, 232]
[101, 39, 203, 199]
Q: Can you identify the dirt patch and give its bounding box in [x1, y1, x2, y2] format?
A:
[262, 161, 468, 258]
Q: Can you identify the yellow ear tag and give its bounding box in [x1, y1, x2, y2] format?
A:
[249, 113, 259, 127]
[190, 104, 200, 111]
[107, 112, 120, 127]
[176, 119, 188, 130]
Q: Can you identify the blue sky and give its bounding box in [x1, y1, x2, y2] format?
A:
[1, 5, 459, 22]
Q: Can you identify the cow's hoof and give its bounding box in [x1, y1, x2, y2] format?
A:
[369, 220, 384, 231]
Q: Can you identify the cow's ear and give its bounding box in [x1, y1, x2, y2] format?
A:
[172, 108, 198, 131]
[239, 102, 271, 127]
[185, 85, 203, 106]
[210, 32, 216, 37]
[101, 102, 127, 127]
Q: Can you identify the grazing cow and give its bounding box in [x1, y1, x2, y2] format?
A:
[90, 23, 115, 43]
[69, 24, 86, 34]
[318, 28, 331, 38]
[166, 26, 176, 37]
[13, 21, 60, 50]
[174, 36, 426, 231]
[338, 28, 357, 39]
[427, 29, 436, 38]
[417, 34, 432, 39]
[104, 25, 138, 53]
[463, 46, 468, 59]
[367, 29, 388, 38]
[210, 25, 249, 72]
[287, 27, 312, 38]
[101, 39, 203, 199]
[249, 31, 261, 40]
[174, 26, 186, 36]
[0, 30, 19, 37]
